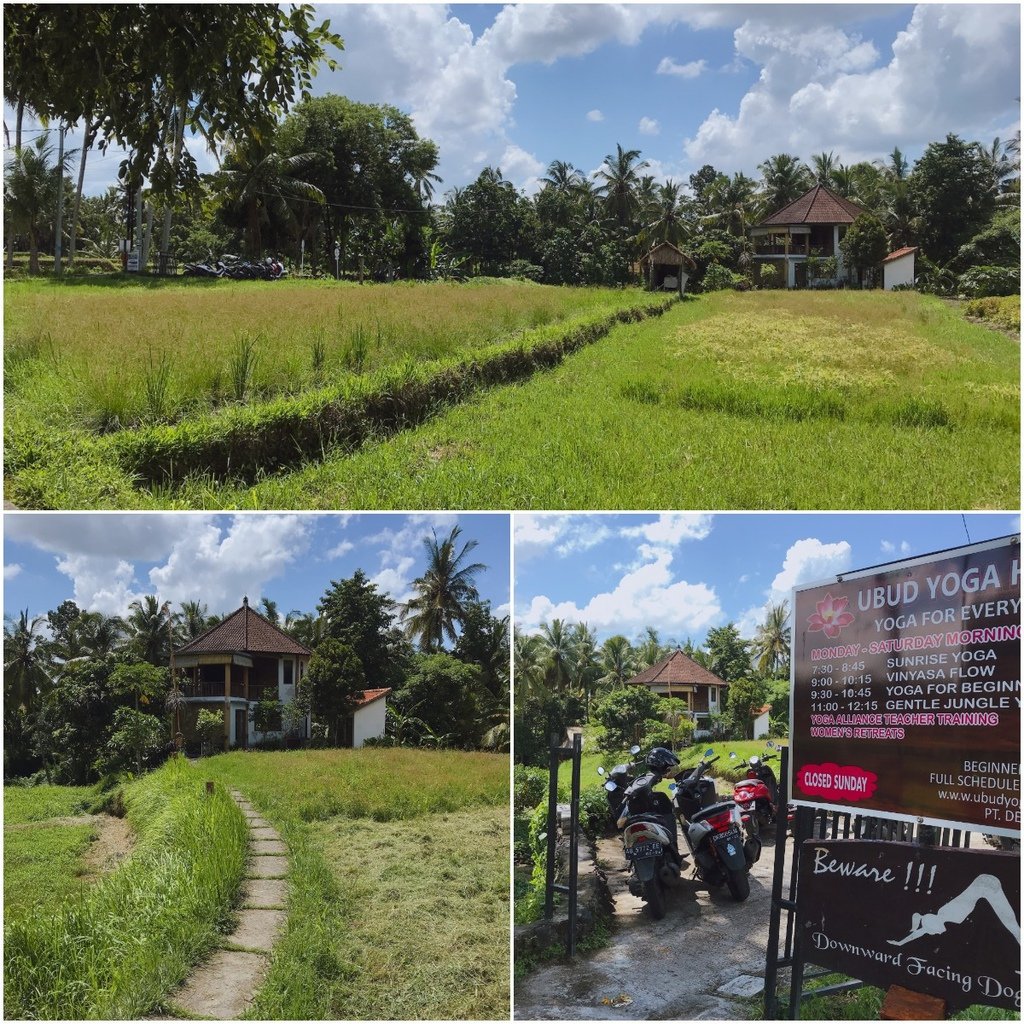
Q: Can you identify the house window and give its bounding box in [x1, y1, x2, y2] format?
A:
[710, 688, 718, 706]
[282, 659, 294, 687]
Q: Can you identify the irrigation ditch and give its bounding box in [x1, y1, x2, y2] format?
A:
[5, 295, 676, 506]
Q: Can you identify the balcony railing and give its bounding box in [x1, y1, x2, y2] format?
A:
[182, 681, 245, 699]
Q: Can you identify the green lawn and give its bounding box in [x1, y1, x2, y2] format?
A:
[4, 785, 97, 921]
[202, 748, 509, 1020]
[8, 286, 1015, 509]
[175, 290, 1020, 510]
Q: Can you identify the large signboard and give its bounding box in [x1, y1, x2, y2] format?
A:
[797, 841, 1020, 1012]
[791, 536, 1020, 836]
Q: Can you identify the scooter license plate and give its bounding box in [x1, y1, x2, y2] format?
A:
[715, 827, 742, 847]
[625, 841, 663, 860]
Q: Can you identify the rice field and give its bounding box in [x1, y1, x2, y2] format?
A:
[4, 285, 1018, 509]
[204, 748, 509, 1020]
[4, 277, 648, 430]
[192, 290, 1020, 510]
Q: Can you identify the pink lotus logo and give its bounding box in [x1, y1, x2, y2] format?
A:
[807, 593, 855, 639]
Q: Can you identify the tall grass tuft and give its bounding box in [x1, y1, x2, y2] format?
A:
[144, 348, 174, 422]
[309, 326, 328, 388]
[229, 332, 261, 402]
[344, 323, 370, 373]
[3, 758, 248, 1020]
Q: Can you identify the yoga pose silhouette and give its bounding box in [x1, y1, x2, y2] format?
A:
[888, 874, 1020, 947]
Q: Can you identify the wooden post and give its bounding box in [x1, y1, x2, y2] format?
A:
[880, 985, 947, 1020]
[223, 661, 231, 751]
[205, 780, 214, 795]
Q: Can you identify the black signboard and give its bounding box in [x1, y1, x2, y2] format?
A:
[791, 536, 1021, 835]
[797, 841, 1020, 1012]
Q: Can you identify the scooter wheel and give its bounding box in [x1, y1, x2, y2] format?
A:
[642, 879, 666, 919]
[725, 867, 750, 902]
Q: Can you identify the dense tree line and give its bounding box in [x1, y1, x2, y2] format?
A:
[4, 527, 509, 784]
[3, 5, 1018, 292]
[514, 604, 792, 767]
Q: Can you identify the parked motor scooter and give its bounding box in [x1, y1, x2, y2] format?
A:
[605, 747, 686, 920]
[730, 744, 781, 830]
[670, 749, 760, 902]
[596, 744, 640, 821]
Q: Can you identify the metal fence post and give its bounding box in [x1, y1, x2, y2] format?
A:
[566, 732, 582, 958]
[763, 744, 790, 1019]
[543, 732, 560, 920]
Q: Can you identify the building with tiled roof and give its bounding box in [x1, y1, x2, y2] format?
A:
[749, 184, 867, 289]
[626, 649, 729, 735]
[882, 246, 918, 291]
[173, 597, 389, 752]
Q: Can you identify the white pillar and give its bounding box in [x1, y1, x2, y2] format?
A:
[833, 225, 842, 279]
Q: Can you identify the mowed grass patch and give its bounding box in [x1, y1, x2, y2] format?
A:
[202, 749, 509, 1020]
[4, 819, 97, 920]
[4, 759, 248, 1020]
[5, 277, 650, 431]
[197, 290, 1017, 509]
[3, 783, 93, 823]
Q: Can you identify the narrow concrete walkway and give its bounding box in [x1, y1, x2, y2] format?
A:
[166, 790, 288, 1020]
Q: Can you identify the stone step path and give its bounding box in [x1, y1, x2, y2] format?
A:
[166, 790, 288, 1020]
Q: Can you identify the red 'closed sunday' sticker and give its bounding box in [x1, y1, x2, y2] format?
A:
[796, 762, 879, 802]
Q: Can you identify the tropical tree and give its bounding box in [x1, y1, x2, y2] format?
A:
[305, 639, 365, 746]
[259, 598, 280, 625]
[752, 601, 791, 678]
[840, 212, 889, 286]
[642, 180, 692, 247]
[75, 611, 126, 660]
[216, 136, 325, 256]
[178, 600, 211, 642]
[758, 153, 812, 215]
[402, 526, 486, 652]
[635, 626, 671, 669]
[568, 622, 601, 713]
[513, 630, 547, 701]
[126, 596, 173, 666]
[810, 151, 838, 189]
[703, 172, 760, 236]
[599, 634, 636, 690]
[704, 624, 751, 681]
[541, 159, 585, 193]
[538, 618, 574, 691]
[4, 610, 52, 711]
[594, 143, 648, 229]
[4, 135, 70, 272]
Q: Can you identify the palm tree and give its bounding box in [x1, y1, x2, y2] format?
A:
[642, 180, 692, 248]
[259, 598, 280, 625]
[568, 622, 601, 713]
[758, 153, 812, 215]
[4, 135, 70, 273]
[810, 151, 838, 189]
[594, 143, 648, 229]
[127, 596, 173, 666]
[513, 630, 547, 702]
[541, 159, 585, 193]
[752, 601, 791, 677]
[402, 526, 486, 651]
[3, 610, 52, 711]
[285, 610, 327, 650]
[599, 634, 636, 690]
[635, 626, 670, 669]
[538, 618, 574, 691]
[76, 611, 126, 659]
[217, 136, 325, 256]
[178, 600, 211, 642]
[703, 172, 761, 236]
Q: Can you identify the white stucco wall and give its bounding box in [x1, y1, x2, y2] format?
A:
[353, 697, 388, 747]
[884, 253, 915, 291]
[753, 710, 771, 740]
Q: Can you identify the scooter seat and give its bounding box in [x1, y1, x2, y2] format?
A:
[689, 800, 737, 824]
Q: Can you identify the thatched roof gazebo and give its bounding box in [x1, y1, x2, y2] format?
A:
[639, 241, 696, 295]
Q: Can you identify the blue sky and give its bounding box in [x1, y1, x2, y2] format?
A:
[514, 513, 1021, 647]
[9, 4, 1019, 198]
[4, 513, 510, 627]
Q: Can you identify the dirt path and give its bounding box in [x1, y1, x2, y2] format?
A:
[515, 828, 784, 1020]
[161, 790, 288, 1021]
[82, 814, 134, 878]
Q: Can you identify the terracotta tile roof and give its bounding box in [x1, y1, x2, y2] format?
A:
[356, 688, 391, 708]
[758, 184, 866, 227]
[627, 649, 729, 689]
[882, 246, 918, 264]
[176, 599, 311, 657]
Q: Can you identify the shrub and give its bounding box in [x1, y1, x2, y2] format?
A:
[956, 264, 1020, 298]
[963, 295, 1021, 332]
[514, 764, 547, 812]
[758, 263, 779, 289]
[701, 262, 740, 292]
[505, 259, 544, 282]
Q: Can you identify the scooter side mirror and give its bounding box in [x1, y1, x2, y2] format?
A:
[729, 751, 737, 759]
[629, 745, 641, 755]
[704, 748, 715, 757]
[749, 756, 760, 766]
[604, 781, 618, 793]
[668, 783, 677, 792]
[597, 766, 606, 776]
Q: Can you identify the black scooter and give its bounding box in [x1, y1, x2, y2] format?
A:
[671, 749, 760, 902]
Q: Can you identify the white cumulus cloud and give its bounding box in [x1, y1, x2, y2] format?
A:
[657, 57, 707, 78]
[587, 109, 605, 122]
[639, 116, 660, 135]
[768, 538, 852, 604]
[620, 514, 714, 546]
[4, 563, 23, 580]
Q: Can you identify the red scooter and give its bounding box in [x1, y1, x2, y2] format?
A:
[730, 745, 780, 831]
